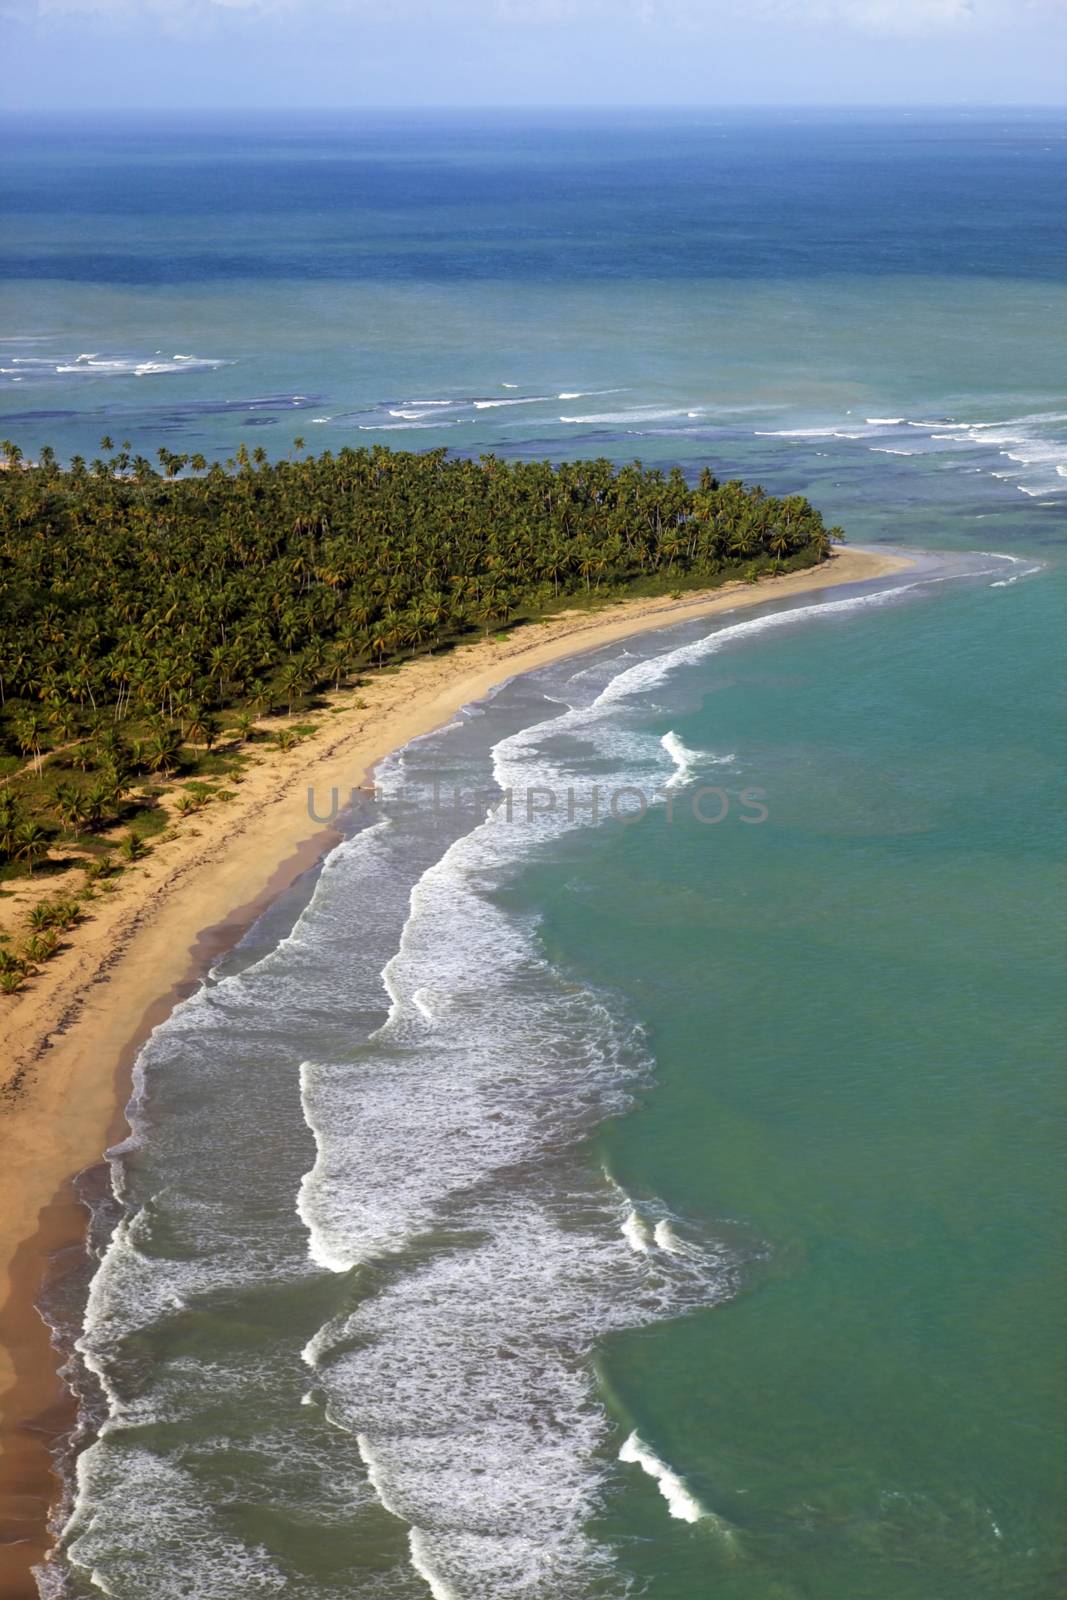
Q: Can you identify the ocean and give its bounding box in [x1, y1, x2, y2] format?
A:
[3, 110, 1064, 1599]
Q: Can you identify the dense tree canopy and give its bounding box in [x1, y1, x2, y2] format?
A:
[0, 440, 839, 870]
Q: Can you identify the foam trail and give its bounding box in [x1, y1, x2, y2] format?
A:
[619, 1432, 707, 1523]
[979, 551, 1043, 588]
[355, 1434, 406, 1520]
[296, 1062, 357, 1274]
[409, 1530, 462, 1600]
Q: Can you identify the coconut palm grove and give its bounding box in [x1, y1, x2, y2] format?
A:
[0, 439, 836, 895]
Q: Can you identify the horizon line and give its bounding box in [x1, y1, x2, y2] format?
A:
[4, 101, 1067, 115]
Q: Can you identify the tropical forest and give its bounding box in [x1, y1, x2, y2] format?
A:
[0, 438, 839, 981]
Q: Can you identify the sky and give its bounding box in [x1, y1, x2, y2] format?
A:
[2, 0, 1066, 110]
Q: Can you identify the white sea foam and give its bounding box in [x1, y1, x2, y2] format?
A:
[355, 1434, 407, 1520]
[296, 676, 706, 1276]
[754, 425, 884, 440]
[621, 1209, 653, 1253]
[653, 1219, 687, 1254]
[49, 352, 233, 377]
[409, 1530, 463, 1600]
[65, 1447, 290, 1597]
[753, 426, 840, 438]
[359, 421, 460, 431]
[618, 1432, 707, 1523]
[560, 407, 690, 425]
[300, 588, 924, 1280]
[865, 416, 906, 425]
[660, 728, 720, 789]
[898, 411, 1067, 494]
[293, 629, 788, 1591]
[473, 395, 552, 409]
[316, 1188, 732, 1598]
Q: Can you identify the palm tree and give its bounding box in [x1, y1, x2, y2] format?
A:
[247, 680, 271, 716]
[728, 527, 758, 561]
[84, 781, 118, 831]
[14, 821, 50, 875]
[13, 708, 47, 774]
[184, 706, 213, 747]
[53, 782, 89, 836]
[769, 529, 792, 568]
[277, 661, 306, 715]
[119, 830, 148, 862]
[144, 726, 183, 776]
[0, 790, 22, 859]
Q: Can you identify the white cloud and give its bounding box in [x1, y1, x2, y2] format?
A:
[772, 0, 976, 31]
[13, 0, 1049, 35]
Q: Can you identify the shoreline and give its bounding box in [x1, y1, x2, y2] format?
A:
[0, 546, 908, 1592]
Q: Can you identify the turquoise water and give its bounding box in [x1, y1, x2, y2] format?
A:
[8, 113, 1064, 1599]
[540, 573, 1067, 1598]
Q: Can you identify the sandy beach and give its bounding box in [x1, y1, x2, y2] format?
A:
[0, 545, 908, 1593]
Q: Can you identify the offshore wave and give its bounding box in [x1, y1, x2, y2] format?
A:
[1, 348, 233, 383]
[559, 406, 694, 425]
[750, 409, 1067, 497]
[660, 729, 733, 789]
[618, 1432, 707, 1525]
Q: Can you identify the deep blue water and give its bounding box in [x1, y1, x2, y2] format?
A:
[3, 111, 1066, 284]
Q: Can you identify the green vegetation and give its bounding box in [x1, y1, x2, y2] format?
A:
[0, 438, 840, 886]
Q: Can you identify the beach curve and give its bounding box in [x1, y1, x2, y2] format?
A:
[0, 544, 908, 1595]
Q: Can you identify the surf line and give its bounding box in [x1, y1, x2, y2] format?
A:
[356, 1435, 460, 1600]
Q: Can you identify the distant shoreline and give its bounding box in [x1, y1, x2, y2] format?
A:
[0, 545, 909, 1595]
